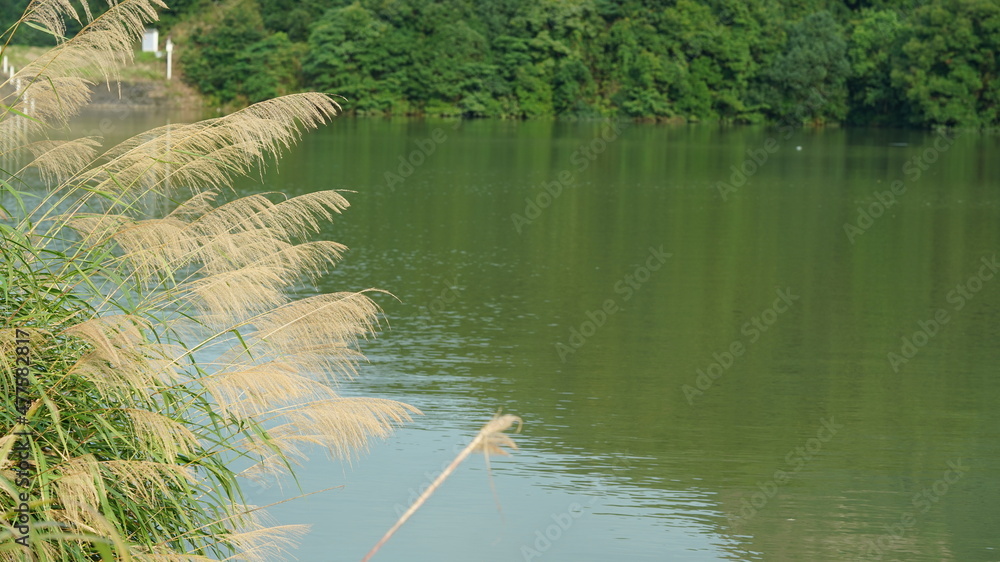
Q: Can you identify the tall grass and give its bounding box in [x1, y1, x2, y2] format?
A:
[0, 1, 449, 559]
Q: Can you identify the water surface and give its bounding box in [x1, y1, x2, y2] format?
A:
[86, 112, 1000, 561]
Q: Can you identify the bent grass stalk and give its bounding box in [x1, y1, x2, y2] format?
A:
[362, 414, 522, 562]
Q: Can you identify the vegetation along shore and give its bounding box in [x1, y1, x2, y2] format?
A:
[2, 0, 999, 127]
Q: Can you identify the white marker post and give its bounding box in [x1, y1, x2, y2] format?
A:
[165, 38, 173, 80]
[2, 56, 7, 74]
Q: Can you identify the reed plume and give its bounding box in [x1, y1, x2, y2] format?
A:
[0, 1, 419, 559]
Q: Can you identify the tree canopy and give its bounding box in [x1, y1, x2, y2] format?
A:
[3, 0, 998, 127]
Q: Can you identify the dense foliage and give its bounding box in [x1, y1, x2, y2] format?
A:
[3, 0, 998, 127]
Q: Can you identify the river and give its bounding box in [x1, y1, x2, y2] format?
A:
[83, 111, 1000, 561]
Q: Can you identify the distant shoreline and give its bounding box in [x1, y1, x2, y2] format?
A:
[88, 78, 203, 110]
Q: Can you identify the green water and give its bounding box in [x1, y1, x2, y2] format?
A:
[99, 113, 1000, 560]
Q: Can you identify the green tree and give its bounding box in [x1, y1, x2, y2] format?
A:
[891, 0, 1000, 127]
[181, 0, 310, 106]
[406, 11, 497, 116]
[846, 8, 907, 125]
[148, 0, 1000, 126]
[553, 56, 598, 116]
[603, 17, 675, 118]
[180, 0, 267, 104]
[240, 32, 306, 103]
[304, 3, 410, 114]
[762, 10, 851, 123]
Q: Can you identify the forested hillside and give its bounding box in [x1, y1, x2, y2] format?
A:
[3, 0, 999, 127]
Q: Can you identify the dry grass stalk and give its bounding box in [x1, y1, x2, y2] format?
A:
[361, 414, 523, 562]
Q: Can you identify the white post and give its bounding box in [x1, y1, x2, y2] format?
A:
[2, 56, 7, 74]
[165, 38, 173, 81]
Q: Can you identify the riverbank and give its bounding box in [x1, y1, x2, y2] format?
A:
[87, 77, 202, 109]
[3, 45, 203, 109]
